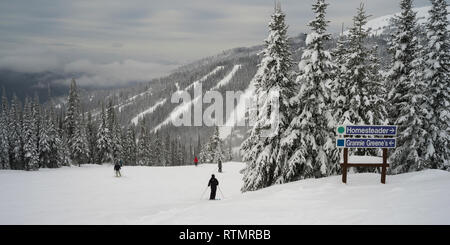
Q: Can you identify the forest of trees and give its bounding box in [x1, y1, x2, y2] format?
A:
[240, 0, 449, 191]
[0, 78, 204, 170]
[0, 0, 448, 194]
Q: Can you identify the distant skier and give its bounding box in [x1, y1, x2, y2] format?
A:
[194, 156, 198, 166]
[208, 174, 219, 200]
[218, 159, 222, 173]
[114, 162, 121, 177]
[119, 159, 124, 167]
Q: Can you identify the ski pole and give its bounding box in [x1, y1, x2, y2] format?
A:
[218, 186, 225, 199]
[200, 186, 208, 200]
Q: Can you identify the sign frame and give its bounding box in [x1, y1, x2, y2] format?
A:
[337, 125, 397, 184]
[336, 125, 397, 136]
[336, 138, 397, 148]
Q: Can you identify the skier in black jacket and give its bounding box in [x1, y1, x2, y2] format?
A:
[208, 174, 219, 200]
[114, 162, 121, 177]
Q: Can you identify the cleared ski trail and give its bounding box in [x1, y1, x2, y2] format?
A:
[152, 65, 241, 132]
[1, 162, 449, 225]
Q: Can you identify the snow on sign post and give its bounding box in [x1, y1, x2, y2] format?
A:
[336, 125, 397, 184]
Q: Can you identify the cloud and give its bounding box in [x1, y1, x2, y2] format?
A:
[0, 0, 433, 87]
[0, 55, 59, 73]
[61, 59, 177, 87]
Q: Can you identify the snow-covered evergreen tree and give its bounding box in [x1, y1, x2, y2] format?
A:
[240, 2, 293, 191]
[279, 0, 339, 182]
[111, 120, 123, 163]
[23, 98, 39, 171]
[65, 79, 80, 158]
[0, 91, 10, 169]
[195, 134, 201, 160]
[71, 116, 90, 167]
[154, 133, 163, 166]
[85, 111, 97, 164]
[39, 108, 61, 168]
[212, 127, 225, 168]
[202, 126, 226, 170]
[333, 4, 387, 128]
[33, 95, 41, 160]
[106, 100, 122, 163]
[137, 124, 150, 165]
[9, 95, 24, 169]
[122, 125, 136, 165]
[423, 0, 449, 170]
[387, 0, 429, 173]
[332, 4, 387, 159]
[164, 133, 171, 166]
[96, 105, 111, 164]
[199, 140, 213, 163]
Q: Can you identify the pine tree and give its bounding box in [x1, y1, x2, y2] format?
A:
[279, 0, 339, 182]
[9, 95, 24, 169]
[111, 120, 123, 163]
[334, 4, 387, 127]
[164, 133, 171, 166]
[387, 0, 429, 173]
[39, 108, 61, 168]
[123, 125, 137, 165]
[332, 4, 387, 160]
[240, 3, 293, 191]
[96, 105, 111, 164]
[86, 111, 97, 164]
[199, 140, 213, 163]
[423, 0, 449, 170]
[72, 115, 90, 167]
[152, 132, 164, 166]
[210, 126, 226, 171]
[33, 94, 41, 161]
[0, 90, 10, 169]
[137, 124, 150, 165]
[154, 133, 163, 166]
[39, 109, 50, 167]
[65, 79, 80, 159]
[23, 98, 39, 171]
[106, 100, 122, 163]
[196, 134, 201, 160]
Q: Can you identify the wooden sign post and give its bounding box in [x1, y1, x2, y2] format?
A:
[336, 125, 397, 184]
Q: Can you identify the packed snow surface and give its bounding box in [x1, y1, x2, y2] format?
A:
[0, 162, 449, 224]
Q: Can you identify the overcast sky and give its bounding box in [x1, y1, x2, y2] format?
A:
[0, 0, 432, 86]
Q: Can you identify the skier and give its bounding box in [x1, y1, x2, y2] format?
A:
[218, 159, 222, 173]
[114, 162, 121, 177]
[208, 174, 219, 200]
[194, 156, 198, 167]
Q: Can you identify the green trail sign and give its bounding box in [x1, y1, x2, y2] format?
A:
[336, 125, 397, 136]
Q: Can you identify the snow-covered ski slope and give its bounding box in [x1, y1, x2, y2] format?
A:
[1, 162, 449, 224]
[344, 5, 450, 36]
[152, 65, 241, 132]
[118, 89, 153, 112]
[131, 98, 167, 125]
[219, 80, 255, 139]
[127, 66, 226, 126]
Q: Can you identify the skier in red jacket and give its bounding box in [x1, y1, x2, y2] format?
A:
[194, 156, 198, 166]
